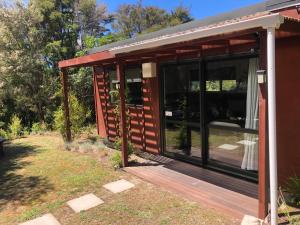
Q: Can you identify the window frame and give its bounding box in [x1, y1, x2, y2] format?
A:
[124, 65, 143, 107]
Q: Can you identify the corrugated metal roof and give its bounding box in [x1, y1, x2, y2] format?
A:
[88, 0, 300, 55]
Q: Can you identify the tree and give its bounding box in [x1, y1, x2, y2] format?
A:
[75, 0, 112, 41]
[169, 5, 193, 25]
[28, 0, 80, 75]
[0, 1, 59, 125]
[112, 1, 193, 38]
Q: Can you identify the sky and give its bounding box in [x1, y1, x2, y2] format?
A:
[98, 0, 264, 19]
[21, 0, 265, 20]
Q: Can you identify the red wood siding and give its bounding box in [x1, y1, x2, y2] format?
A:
[93, 65, 161, 154]
[276, 36, 300, 185]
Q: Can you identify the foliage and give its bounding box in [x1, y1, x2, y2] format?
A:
[112, 0, 193, 38]
[113, 137, 134, 156]
[284, 175, 300, 205]
[0, 128, 9, 139]
[0, 0, 192, 136]
[54, 94, 90, 140]
[31, 122, 47, 134]
[110, 151, 122, 169]
[0, 1, 59, 127]
[9, 115, 23, 139]
[75, 0, 112, 40]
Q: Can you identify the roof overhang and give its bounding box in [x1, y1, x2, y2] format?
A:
[59, 13, 285, 69]
[110, 13, 285, 54]
[58, 51, 115, 69]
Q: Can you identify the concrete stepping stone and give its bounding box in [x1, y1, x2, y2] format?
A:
[19, 213, 61, 225]
[217, 144, 239, 150]
[103, 179, 135, 193]
[67, 193, 104, 213]
[241, 215, 264, 225]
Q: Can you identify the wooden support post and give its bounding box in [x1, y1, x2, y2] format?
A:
[258, 30, 269, 219]
[116, 62, 128, 167]
[60, 69, 72, 142]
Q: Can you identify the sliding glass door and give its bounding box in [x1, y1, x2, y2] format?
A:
[161, 56, 259, 178]
[205, 58, 259, 175]
[162, 62, 202, 160]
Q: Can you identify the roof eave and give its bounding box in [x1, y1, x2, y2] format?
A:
[58, 51, 115, 69]
[109, 13, 285, 55]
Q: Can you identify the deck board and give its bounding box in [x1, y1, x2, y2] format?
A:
[124, 156, 258, 219]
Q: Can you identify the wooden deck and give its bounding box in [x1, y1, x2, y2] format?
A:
[124, 155, 258, 219]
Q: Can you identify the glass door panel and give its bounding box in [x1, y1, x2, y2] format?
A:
[163, 63, 202, 159]
[205, 58, 259, 172]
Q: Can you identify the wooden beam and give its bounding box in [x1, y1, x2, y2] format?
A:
[258, 30, 269, 220]
[58, 51, 115, 69]
[116, 61, 128, 167]
[60, 69, 72, 142]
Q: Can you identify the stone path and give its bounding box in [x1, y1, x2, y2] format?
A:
[67, 193, 104, 213]
[19, 213, 61, 225]
[18, 179, 135, 225]
[103, 179, 135, 193]
[18, 178, 260, 225]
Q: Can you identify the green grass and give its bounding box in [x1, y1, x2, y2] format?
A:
[0, 134, 239, 225]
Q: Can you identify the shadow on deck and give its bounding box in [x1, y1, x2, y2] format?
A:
[125, 153, 258, 219]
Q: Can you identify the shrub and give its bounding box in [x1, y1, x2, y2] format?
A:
[9, 115, 22, 139]
[54, 94, 90, 141]
[23, 127, 31, 136]
[113, 137, 134, 156]
[0, 128, 9, 139]
[110, 137, 135, 168]
[31, 122, 47, 134]
[284, 175, 300, 205]
[110, 151, 122, 169]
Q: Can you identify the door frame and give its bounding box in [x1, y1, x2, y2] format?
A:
[159, 52, 259, 182]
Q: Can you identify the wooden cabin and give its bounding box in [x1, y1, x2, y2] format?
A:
[59, 0, 300, 222]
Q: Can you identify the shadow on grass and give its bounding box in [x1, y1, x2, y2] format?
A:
[0, 142, 54, 209]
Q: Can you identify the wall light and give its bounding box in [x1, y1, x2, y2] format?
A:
[257, 70, 266, 84]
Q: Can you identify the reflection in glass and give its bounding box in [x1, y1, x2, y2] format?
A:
[206, 58, 259, 171]
[125, 67, 143, 105]
[163, 63, 201, 158]
[165, 122, 202, 158]
[208, 127, 258, 169]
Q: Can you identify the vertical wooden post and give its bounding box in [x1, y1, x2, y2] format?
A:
[116, 62, 128, 167]
[93, 66, 108, 138]
[258, 31, 269, 219]
[60, 69, 72, 142]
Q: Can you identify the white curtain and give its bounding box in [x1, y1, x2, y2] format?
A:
[241, 58, 259, 171]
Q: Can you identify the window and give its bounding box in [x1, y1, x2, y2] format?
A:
[107, 68, 118, 104]
[125, 66, 143, 105]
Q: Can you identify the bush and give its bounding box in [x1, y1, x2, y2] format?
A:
[113, 137, 134, 156]
[31, 122, 47, 134]
[284, 175, 300, 205]
[110, 137, 135, 168]
[110, 151, 122, 169]
[23, 127, 31, 136]
[9, 115, 22, 139]
[0, 128, 9, 139]
[54, 94, 90, 141]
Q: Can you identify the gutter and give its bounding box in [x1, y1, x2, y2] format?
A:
[109, 13, 285, 54]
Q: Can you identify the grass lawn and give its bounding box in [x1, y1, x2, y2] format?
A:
[0, 134, 239, 225]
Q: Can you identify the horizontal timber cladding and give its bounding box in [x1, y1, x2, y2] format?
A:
[93, 65, 161, 155]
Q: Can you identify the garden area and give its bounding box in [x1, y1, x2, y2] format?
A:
[0, 133, 241, 225]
